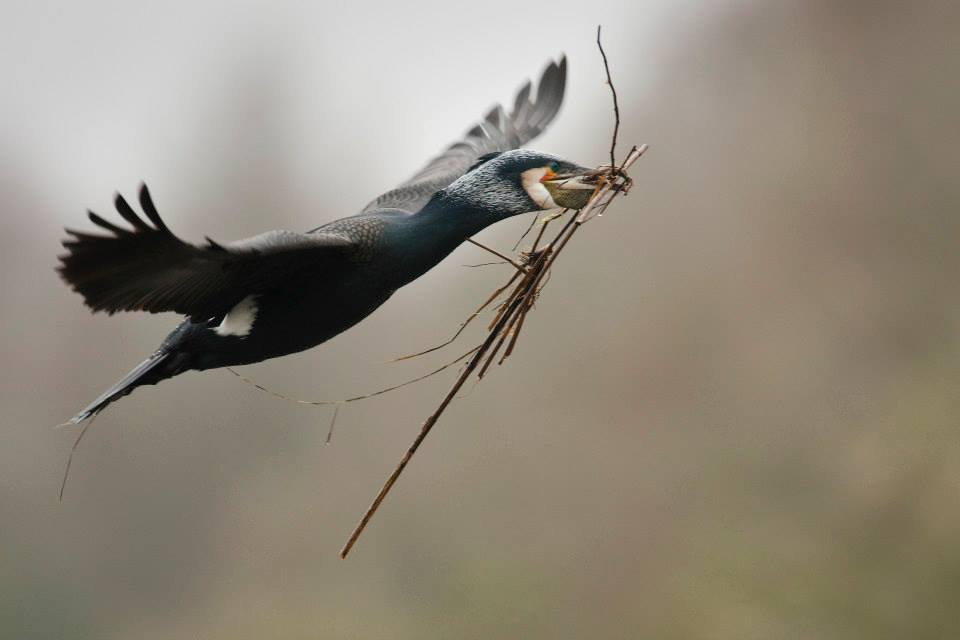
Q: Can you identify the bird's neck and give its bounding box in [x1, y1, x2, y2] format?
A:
[415, 189, 501, 236]
[409, 190, 500, 250]
[385, 191, 503, 286]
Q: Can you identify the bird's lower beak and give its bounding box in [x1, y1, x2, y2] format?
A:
[542, 169, 602, 210]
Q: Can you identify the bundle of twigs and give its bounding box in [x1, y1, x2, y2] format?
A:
[339, 140, 646, 556]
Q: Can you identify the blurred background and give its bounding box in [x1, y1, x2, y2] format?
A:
[2, 0, 958, 637]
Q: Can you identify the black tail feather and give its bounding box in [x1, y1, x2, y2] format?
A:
[68, 351, 172, 424]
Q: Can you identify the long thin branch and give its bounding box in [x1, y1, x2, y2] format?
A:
[597, 25, 621, 169]
[339, 270, 540, 558]
[59, 414, 97, 502]
[512, 213, 539, 251]
[390, 270, 522, 362]
[225, 344, 480, 407]
[466, 238, 528, 273]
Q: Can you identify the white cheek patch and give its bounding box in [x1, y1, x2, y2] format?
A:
[521, 167, 559, 210]
[215, 295, 259, 337]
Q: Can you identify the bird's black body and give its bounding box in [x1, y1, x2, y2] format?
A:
[58, 56, 594, 423]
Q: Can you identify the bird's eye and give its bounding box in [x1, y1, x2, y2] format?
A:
[541, 161, 560, 180]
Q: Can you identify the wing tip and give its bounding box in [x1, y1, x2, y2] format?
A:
[361, 54, 569, 213]
[137, 182, 169, 231]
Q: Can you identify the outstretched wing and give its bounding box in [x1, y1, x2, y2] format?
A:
[362, 56, 567, 214]
[58, 184, 355, 322]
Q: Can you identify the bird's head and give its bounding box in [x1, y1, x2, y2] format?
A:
[446, 149, 598, 219]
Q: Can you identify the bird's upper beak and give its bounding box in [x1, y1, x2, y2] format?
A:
[541, 167, 602, 210]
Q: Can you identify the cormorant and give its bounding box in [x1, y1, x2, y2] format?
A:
[58, 56, 596, 424]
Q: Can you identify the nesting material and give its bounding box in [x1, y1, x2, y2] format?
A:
[340, 144, 648, 558]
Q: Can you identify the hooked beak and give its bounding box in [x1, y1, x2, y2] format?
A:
[541, 168, 602, 210]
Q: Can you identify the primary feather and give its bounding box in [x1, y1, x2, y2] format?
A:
[362, 56, 566, 214]
[58, 185, 355, 323]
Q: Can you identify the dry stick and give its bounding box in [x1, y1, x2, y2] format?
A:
[578, 146, 646, 224]
[510, 205, 563, 254]
[485, 213, 562, 349]
[325, 404, 340, 445]
[502, 211, 561, 360]
[476, 234, 562, 378]
[493, 219, 591, 373]
[339, 264, 542, 558]
[391, 271, 522, 362]
[489, 231, 558, 324]
[59, 413, 98, 502]
[491, 253, 563, 369]
[225, 344, 480, 407]
[536, 266, 555, 295]
[597, 25, 620, 169]
[501, 293, 536, 363]
[487, 275, 528, 331]
[529, 212, 559, 254]
[466, 238, 528, 274]
[477, 280, 533, 379]
[512, 212, 540, 252]
[477, 265, 540, 377]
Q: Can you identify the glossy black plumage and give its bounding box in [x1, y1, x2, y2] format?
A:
[58, 56, 587, 424]
[60, 189, 355, 322]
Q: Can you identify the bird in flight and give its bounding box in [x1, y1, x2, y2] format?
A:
[58, 56, 596, 424]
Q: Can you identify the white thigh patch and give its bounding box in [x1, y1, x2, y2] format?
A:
[215, 295, 259, 337]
